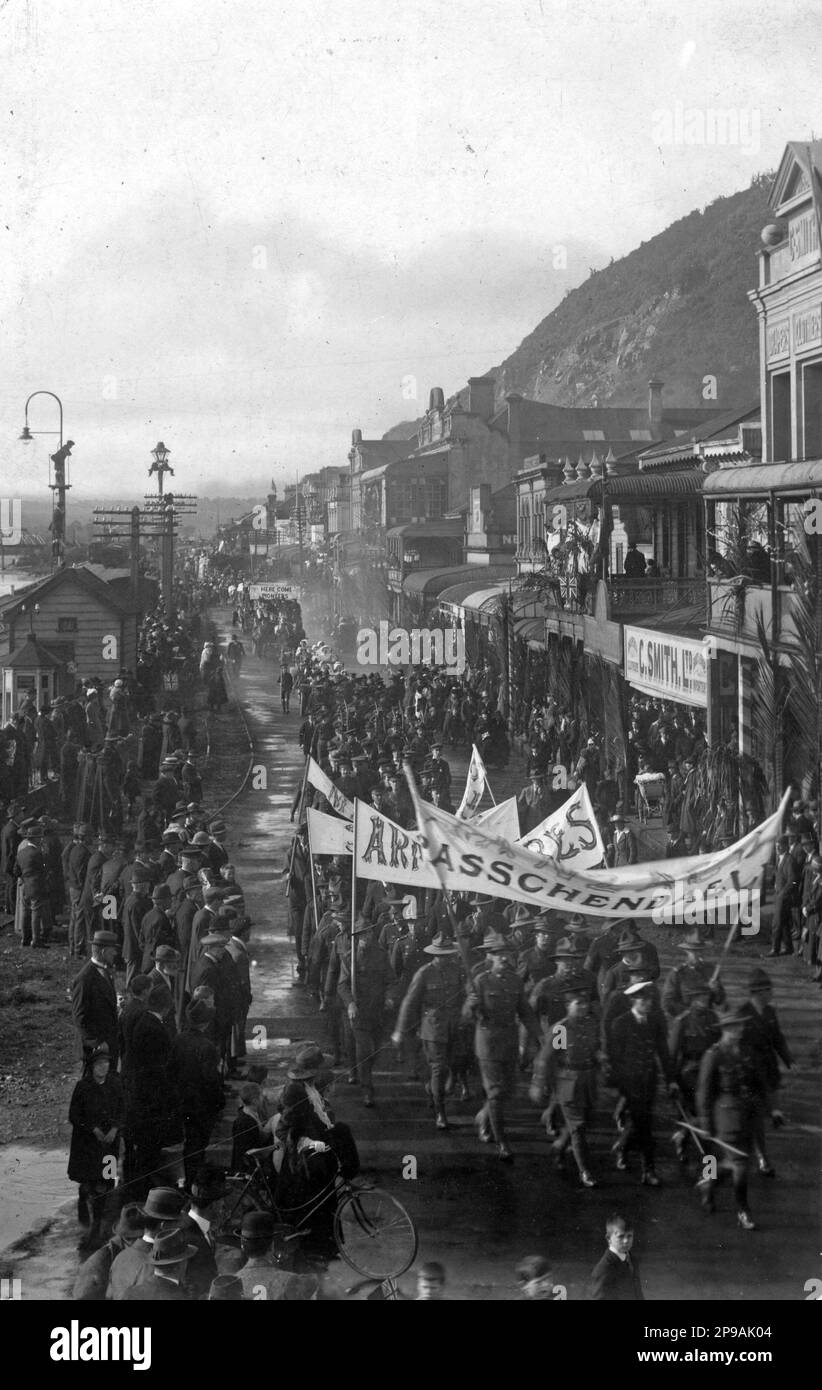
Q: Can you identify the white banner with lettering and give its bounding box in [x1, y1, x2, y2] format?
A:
[515, 783, 606, 871]
[624, 626, 708, 708]
[250, 582, 301, 602]
[354, 801, 441, 888]
[306, 757, 355, 819]
[403, 784, 790, 920]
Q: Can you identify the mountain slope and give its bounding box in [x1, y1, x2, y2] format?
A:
[486, 175, 773, 412]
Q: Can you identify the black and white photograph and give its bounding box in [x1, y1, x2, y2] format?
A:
[0, 0, 821, 1342]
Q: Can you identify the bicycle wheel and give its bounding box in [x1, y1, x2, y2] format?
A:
[333, 1187, 418, 1280]
[218, 1176, 275, 1241]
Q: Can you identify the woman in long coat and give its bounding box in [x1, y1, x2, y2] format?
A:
[68, 1042, 124, 1250]
[275, 1042, 359, 1254]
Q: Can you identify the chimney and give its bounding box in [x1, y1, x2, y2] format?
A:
[352, 428, 362, 445]
[648, 378, 663, 432]
[429, 387, 445, 412]
[467, 376, 496, 421]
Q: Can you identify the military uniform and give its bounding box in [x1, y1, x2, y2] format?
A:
[463, 965, 536, 1147]
[530, 967, 597, 1035]
[662, 960, 725, 1017]
[532, 1010, 600, 1180]
[696, 1032, 769, 1223]
[517, 943, 556, 990]
[668, 1002, 720, 1158]
[337, 936, 394, 1099]
[396, 954, 466, 1118]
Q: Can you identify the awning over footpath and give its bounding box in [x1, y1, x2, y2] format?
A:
[401, 562, 514, 599]
[703, 459, 822, 496]
[544, 469, 704, 504]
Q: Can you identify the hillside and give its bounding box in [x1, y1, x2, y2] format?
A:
[485, 175, 773, 413]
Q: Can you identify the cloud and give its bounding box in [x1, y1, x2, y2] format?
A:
[2, 191, 602, 494]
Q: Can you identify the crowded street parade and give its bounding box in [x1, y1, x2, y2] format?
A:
[1, 0, 820, 1364]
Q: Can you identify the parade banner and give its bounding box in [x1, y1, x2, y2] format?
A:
[306, 757, 355, 819]
[515, 783, 606, 871]
[475, 797, 520, 840]
[249, 581, 301, 601]
[405, 781, 791, 920]
[354, 800, 443, 889]
[456, 744, 490, 819]
[307, 807, 353, 856]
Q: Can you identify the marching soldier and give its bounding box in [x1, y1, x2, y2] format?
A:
[393, 933, 466, 1130]
[337, 917, 394, 1108]
[668, 981, 720, 1163]
[696, 1003, 775, 1231]
[738, 968, 791, 1177]
[530, 979, 600, 1187]
[661, 930, 726, 1017]
[462, 930, 539, 1161]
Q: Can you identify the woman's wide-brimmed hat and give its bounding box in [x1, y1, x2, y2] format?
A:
[288, 1042, 335, 1080]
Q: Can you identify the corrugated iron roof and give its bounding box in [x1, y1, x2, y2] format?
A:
[703, 460, 822, 495]
[544, 469, 704, 503]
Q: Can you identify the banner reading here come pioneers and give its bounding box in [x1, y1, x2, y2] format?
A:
[399, 788, 791, 919]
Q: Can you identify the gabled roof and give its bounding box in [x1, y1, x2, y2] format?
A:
[638, 403, 760, 467]
[352, 439, 413, 471]
[6, 635, 64, 669]
[770, 140, 822, 212]
[0, 563, 136, 620]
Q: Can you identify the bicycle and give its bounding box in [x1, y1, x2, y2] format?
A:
[218, 1146, 418, 1283]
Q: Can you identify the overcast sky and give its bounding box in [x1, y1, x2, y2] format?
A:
[2, 0, 821, 501]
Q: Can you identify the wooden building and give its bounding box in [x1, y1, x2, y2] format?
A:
[0, 565, 140, 720]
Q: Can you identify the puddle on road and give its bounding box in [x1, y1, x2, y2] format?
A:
[0, 1146, 73, 1253]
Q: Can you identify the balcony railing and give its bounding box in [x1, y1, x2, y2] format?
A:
[608, 577, 706, 616]
[532, 573, 705, 621]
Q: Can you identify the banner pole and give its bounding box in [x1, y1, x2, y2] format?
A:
[286, 755, 310, 895]
[350, 797, 358, 1006]
[404, 760, 472, 974]
[307, 815, 320, 951]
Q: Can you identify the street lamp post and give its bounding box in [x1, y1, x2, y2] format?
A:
[149, 441, 174, 496]
[19, 390, 73, 570]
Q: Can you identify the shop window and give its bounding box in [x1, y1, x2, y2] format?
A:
[802, 360, 822, 458]
[770, 372, 791, 461]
